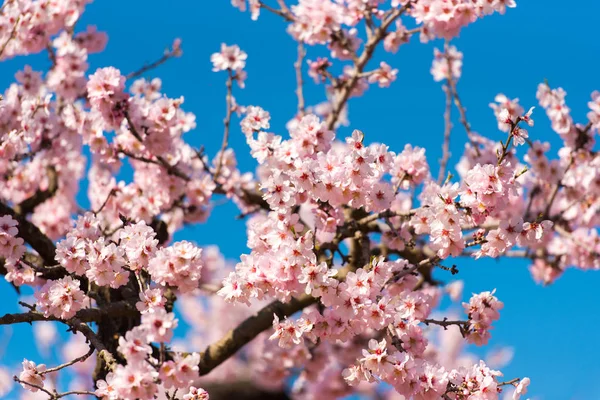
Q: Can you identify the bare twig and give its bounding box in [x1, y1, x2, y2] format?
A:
[123, 112, 190, 181]
[422, 318, 468, 330]
[295, 42, 306, 116]
[12, 376, 54, 398]
[447, 72, 480, 156]
[126, 43, 181, 80]
[214, 70, 234, 180]
[259, 1, 294, 21]
[438, 42, 454, 184]
[544, 156, 574, 218]
[0, 301, 138, 326]
[41, 348, 95, 375]
[325, 4, 411, 130]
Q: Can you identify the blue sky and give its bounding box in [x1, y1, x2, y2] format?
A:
[1, 1, 600, 399]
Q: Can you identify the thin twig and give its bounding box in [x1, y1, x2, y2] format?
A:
[325, 4, 411, 130]
[437, 43, 454, 184]
[126, 45, 180, 80]
[12, 376, 54, 398]
[41, 348, 95, 375]
[122, 112, 190, 181]
[544, 156, 574, 218]
[214, 70, 234, 180]
[93, 188, 116, 216]
[259, 1, 294, 21]
[295, 42, 306, 116]
[447, 73, 481, 156]
[422, 318, 468, 330]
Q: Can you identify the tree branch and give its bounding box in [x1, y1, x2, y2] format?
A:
[0, 301, 138, 326]
[126, 41, 181, 80]
[197, 294, 315, 375]
[325, 4, 410, 130]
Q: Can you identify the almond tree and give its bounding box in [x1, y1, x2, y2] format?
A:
[1, 1, 597, 399]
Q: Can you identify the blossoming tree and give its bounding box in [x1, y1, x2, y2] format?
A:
[0, 0, 597, 399]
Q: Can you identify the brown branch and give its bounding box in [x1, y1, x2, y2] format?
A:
[41, 347, 95, 375]
[197, 294, 315, 375]
[422, 318, 468, 330]
[126, 44, 181, 80]
[497, 118, 520, 165]
[498, 377, 521, 387]
[13, 376, 55, 398]
[259, 1, 294, 21]
[122, 112, 190, 181]
[68, 318, 117, 371]
[13, 376, 96, 399]
[55, 390, 97, 399]
[325, 4, 410, 130]
[0, 301, 138, 326]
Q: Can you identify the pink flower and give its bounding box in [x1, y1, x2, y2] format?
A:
[19, 359, 46, 392]
[147, 241, 203, 293]
[241, 105, 270, 135]
[368, 62, 398, 88]
[270, 314, 309, 348]
[117, 327, 152, 361]
[431, 45, 463, 82]
[0, 215, 25, 264]
[513, 377, 530, 400]
[463, 290, 503, 346]
[141, 308, 178, 343]
[183, 386, 209, 400]
[211, 43, 247, 71]
[136, 288, 166, 314]
[35, 276, 87, 320]
[87, 67, 125, 102]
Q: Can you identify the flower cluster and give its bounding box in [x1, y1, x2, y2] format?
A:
[87, 67, 128, 128]
[0, 215, 28, 283]
[147, 240, 204, 293]
[463, 290, 504, 345]
[431, 45, 463, 82]
[18, 359, 47, 393]
[4, 0, 600, 399]
[34, 276, 87, 320]
[412, 0, 517, 41]
[95, 307, 205, 400]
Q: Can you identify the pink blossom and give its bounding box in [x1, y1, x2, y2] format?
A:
[513, 377, 530, 400]
[141, 308, 178, 343]
[211, 43, 247, 71]
[35, 276, 87, 320]
[183, 386, 209, 400]
[19, 359, 46, 392]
